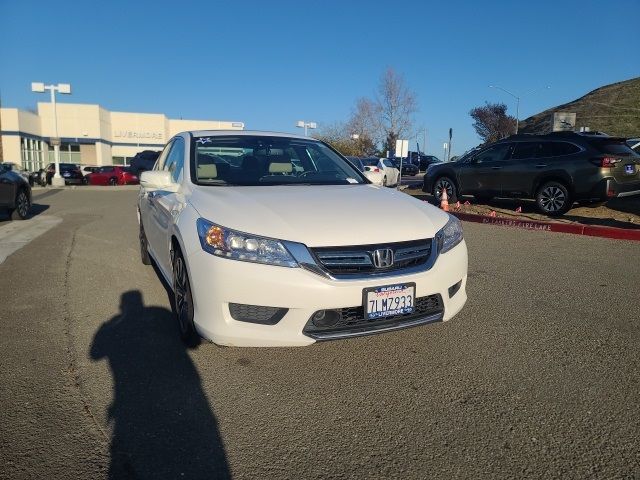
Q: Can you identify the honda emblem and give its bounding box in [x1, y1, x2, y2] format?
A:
[373, 248, 394, 268]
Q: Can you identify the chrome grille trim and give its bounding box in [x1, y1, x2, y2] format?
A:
[283, 238, 440, 281]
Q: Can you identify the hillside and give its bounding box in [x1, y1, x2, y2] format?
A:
[519, 77, 640, 137]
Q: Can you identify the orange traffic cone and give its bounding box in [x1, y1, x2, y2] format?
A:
[440, 188, 449, 211]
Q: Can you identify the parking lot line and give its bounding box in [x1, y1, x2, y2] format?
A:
[0, 215, 62, 264]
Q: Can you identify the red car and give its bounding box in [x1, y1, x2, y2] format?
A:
[87, 166, 139, 186]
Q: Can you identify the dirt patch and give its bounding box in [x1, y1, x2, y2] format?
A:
[404, 188, 640, 230]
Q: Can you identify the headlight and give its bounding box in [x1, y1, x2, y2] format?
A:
[196, 218, 298, 268]
[436, 215, 463, 253]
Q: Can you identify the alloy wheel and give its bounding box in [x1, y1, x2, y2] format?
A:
[435, 178, 453, 200]
[173, 255, 191, 336]
[16, 192, 29, 218]
[539, 186, 567, 213]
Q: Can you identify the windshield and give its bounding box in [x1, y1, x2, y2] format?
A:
[191, 135, 366, 186]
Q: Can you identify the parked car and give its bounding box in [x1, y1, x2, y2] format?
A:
[138, 131, 468, 347]
[81, 166, 100, 184]
[361, 157, 400, 187]
[130, 150, 161, 177]
[345, 156, 384, 185]
[1, 162, 31, 185]
[86, 166, 139, 186]
[0, 163, 31, 220]
[410, 153, 441, 171]
[423, 132, 640, 215]
[43, 163, 84, 185]
[393, 159, 419, 176]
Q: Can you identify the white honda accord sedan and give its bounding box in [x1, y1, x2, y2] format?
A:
[138, 131, 467, 347]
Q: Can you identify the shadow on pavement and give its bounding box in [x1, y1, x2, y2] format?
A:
[0, 203, 50, 224]
[90, 291, 231, 479]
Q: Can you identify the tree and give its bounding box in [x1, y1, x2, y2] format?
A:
[469, 102, 517, 144]
[313, 122, 362, 157]
[345, 97, 380, 156]
[375, 68, 418, 155]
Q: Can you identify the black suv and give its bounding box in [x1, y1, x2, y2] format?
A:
[423, 132, 640, 215]
[407, 152, 441, 171]
[129, 150, 161, 177]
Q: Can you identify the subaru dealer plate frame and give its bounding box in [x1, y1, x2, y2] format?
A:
[363, 283, 416, 320]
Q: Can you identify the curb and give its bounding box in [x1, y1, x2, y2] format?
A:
[450, 211, 640, 242]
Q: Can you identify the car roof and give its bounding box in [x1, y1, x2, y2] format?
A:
[496, 132, 627, 143]
[183, 129, 312, 141]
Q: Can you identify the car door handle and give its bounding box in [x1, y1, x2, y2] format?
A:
[491, 166, 502, 170]
[535, 164, 548, 168]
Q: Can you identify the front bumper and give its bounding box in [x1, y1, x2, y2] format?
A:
[186, 240, 468, 347]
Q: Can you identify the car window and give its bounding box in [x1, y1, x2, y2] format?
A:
[382, 159, 395, 168]
[510, 142, 544, 160]
[550, 142, 581, 157]
[474, 144, 513, 163]
[163, 137, 185, 183]
[100, 167, 115, 173]
[155, 141, 174, 171]
[590, 139, 639, 157]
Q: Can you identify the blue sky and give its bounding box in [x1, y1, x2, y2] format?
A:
[1, 0, 638, 156]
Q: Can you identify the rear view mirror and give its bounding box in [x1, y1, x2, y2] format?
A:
[140, 170, 178, 191]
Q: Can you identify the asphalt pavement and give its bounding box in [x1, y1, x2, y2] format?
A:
[1, 188, 639, 479]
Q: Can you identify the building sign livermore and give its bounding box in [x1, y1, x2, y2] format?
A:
[113, 130, 164, 141]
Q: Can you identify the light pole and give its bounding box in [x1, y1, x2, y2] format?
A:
[32, 82, 72, 186]
[296, 120, 317, 136]
[488, 85, 550, 134]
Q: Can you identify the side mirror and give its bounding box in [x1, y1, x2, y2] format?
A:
[140, 170, 178, 191]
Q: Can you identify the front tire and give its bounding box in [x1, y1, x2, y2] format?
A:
[108, 177, 117, 186]
[433, 177, 458, 203]
[9, 190, 30, 220]
[172, 249, 198, 344]
[536, 181, 571, 216]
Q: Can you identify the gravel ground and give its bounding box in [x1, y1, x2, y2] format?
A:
[404, 188, 640, 230]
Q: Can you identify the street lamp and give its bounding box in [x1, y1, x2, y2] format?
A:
[488, 85, 550, 134]
[31, 82, 72, 186]
[296, 120, 317, 136]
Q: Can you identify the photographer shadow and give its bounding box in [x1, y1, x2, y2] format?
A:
[90, 290, 230, 479]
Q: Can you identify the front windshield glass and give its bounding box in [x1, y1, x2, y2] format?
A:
[192, 135, 366, 186]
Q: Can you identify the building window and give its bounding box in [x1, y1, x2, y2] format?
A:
[112, 156, 132, 166]
[48, 142, 81, 164]
[20, 137, 46, 172]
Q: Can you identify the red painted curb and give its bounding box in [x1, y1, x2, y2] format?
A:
[450, 211, 640, 241]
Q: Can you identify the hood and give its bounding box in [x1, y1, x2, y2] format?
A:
[188, 184, 450, 247]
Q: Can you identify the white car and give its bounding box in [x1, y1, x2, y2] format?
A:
[138, 131, 468, 347]
[362, 158, 400, 187]
[346, 156, 384, 186]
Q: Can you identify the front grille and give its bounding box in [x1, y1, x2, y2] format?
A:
[311, 239, 432, 275]
[303, 294, 443, 338]
[228, 303, 288, 325]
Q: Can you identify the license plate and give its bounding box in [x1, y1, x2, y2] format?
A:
[625, 164, 634, 174]
[364, 283, 415, 320]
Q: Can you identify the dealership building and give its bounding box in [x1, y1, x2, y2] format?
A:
[0, 102, 244, 171]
